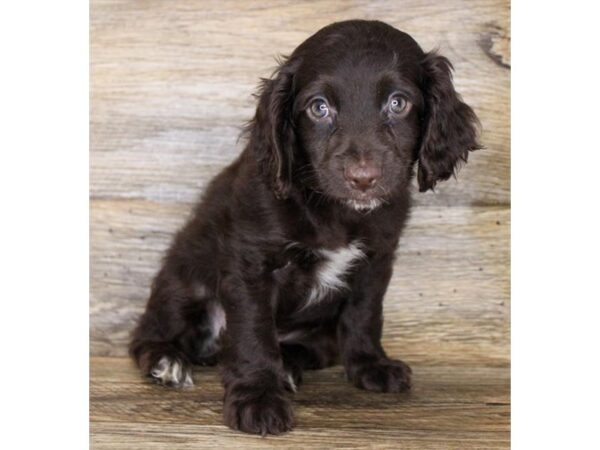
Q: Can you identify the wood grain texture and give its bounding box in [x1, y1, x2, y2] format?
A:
[91, 0, 510, 207]
[91, 357, 509, 449]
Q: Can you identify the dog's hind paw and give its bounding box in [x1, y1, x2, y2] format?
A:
[149, 356, 194, 388]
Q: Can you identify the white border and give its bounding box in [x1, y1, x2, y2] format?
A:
[513, 2, 600, 449]
[1, 1, 600, 448]
[0, 2, 89, 449]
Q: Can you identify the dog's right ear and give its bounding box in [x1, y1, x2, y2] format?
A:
[247, 57, 301, 200]
[417, 52, 482, 192]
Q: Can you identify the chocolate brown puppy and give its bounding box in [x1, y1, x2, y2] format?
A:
[130, 19, 480, 435]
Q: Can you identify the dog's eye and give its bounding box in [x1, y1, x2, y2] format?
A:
[389, 95, 409, 115]
[308, 99, 330, 120]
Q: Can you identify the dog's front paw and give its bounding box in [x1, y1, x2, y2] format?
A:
[348, 358, 412, 393]
[223, 385, 294, 435]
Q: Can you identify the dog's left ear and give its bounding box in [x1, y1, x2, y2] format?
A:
[249, 57, 301, 199]
[417, 52, 482, 192]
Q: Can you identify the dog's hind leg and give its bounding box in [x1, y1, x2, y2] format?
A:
[129, 269, 225, 387]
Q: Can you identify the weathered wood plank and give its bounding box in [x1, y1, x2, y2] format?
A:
[90, 357, 509, 449]
[91, 0, 509, 206]
[91, 422, 509, 450]
[90, 200, 509, 365]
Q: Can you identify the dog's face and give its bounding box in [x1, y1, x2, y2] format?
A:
[249, 21, 480, 210]
[292, 41, 423, 211]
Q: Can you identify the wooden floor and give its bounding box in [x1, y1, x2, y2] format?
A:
[91, 358, 509, 449]
[91, 0, 510, 447]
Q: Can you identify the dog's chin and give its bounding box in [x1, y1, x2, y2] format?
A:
[344, 197, 383, 212]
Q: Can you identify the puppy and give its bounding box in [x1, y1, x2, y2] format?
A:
[130, 19, 480, 435]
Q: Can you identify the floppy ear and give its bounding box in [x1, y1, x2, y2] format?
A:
[417, 52, 482, 192]
[248, 57, 300, 199]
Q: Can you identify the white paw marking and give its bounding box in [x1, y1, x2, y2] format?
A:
[307, 241, 365, 305]
[150, 356, 193, 387]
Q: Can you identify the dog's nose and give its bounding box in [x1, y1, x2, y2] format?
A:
[344, 163, 381, 191]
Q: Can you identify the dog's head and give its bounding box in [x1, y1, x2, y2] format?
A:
[249, 20, 481, 211]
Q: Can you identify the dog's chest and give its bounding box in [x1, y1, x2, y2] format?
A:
[307, 242, 365, 303]
[275, 240, 365, 306]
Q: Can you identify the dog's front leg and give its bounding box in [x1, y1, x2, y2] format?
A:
[338, 252, 412, 393]
[219, 273, 295, 435]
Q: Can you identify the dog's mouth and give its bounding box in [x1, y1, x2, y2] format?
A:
[345, 197, 383, 212]
[313, 169, 388, 212]
[340, 181, 389, 211]
[333, 186, 387, 212]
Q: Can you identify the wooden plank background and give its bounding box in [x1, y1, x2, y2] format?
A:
[90, 0, 510, 447]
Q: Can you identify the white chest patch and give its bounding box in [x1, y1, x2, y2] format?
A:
[307, 241, 365, 305]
